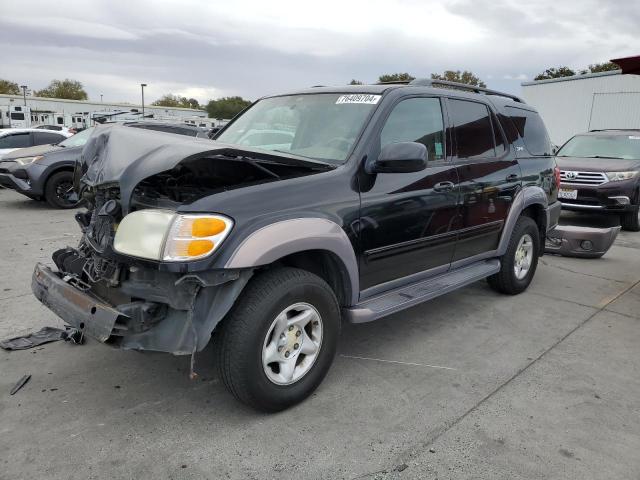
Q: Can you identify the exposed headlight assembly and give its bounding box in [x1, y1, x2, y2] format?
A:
[15, 155, 44, 165]
[605, 171, 638, 182]
[113, 210, 233, 262]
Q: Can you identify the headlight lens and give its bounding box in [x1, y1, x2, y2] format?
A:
[15, 155, 44, 165]
[163, 214, 233, 261]
[606, 171, 638, 182]
[113, 210, 233, 262]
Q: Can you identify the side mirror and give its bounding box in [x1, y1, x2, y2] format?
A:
[371, 142, 428, 174]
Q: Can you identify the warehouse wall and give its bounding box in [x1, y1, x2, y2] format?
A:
[521, 71, 640, 146]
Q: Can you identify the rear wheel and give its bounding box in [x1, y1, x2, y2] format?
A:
[217, 267, 340, 412]
[620, 206, 640, 232]
[44, 171, 82, 209]
[488, 216, 540, 295]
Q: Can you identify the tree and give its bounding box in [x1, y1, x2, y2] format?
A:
[205, 96, 252, 119]
[152, 94, 201, 109]
[534, 67, 576, 81]
[349, 79, 364, 85]
[0, 79, 20, 95]
[378, 73, 415, 83]
[431, 70, 486, 87]
[35, 79, 88, 100]
[579, 62, 619, 74]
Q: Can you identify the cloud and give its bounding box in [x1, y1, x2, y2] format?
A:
[0, 0, 636, 104]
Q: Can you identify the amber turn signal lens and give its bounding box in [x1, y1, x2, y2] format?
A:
[192, 218, 227, 237]
[187, 239, 214, 257]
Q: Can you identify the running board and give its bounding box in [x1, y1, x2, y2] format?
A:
[344, 259, 500, 324]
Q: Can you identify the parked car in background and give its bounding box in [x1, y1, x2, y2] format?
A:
[0, 128, 71, 158]
[0, 122, 214, 208]
[32, 80, 560, 411]
[556, 129, 640, 231]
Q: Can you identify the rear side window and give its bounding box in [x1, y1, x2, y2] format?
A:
[0, 132, 31, 148]
[507, 107, 552, 156]
[380, 97, 445, 161]
[10, 112, 25, 120]
[34, 132, 65, 145]
[448, 99, 496, 159]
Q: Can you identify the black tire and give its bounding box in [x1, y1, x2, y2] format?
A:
[620, 206, 640, 232]
[44, 171, 82, 209]
[488, 216, 540, 295]
[217, 267, 341, 412]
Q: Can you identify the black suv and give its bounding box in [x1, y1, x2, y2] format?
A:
[32, 80, 560, 411]
[556, 129, 640, 231]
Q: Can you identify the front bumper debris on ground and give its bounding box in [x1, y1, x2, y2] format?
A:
[544, 225, 621, 258]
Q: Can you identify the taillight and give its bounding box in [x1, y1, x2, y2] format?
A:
[554, 165, 561, 188]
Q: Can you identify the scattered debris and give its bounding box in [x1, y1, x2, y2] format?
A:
[394, 464, 409, 472]
[1, 327, 66, 350]
[10, 375, 31, 395]
[0, 326, 85, 350]
[429, 448, 436, 453]
[61, 327, 84, 344]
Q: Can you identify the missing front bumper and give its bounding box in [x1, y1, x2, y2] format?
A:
[32, 263, 125, 342]
[544, 225, 621, 258]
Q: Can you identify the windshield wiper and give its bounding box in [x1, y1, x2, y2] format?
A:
[238, 155, 280, 179]
[271, 150, 336, 169]
[587, 155, 624, 159]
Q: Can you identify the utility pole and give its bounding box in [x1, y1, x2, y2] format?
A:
[20, 85, 27, 106]
[100, 93, 103, 103]
[140, 83, 147, 118]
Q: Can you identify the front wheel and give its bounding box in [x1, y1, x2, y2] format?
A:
[217, 267, 340, 412]
[620, 206, 640, 232]
[44, 171, 82, 209]
[488, 216, 540, 295]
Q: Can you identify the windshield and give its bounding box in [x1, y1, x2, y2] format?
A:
[557, 134, 640, 160]
[59, 127, 94, 148]
[215, 93, 381, 163]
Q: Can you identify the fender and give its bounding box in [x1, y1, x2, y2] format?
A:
[497, 185, 549, 256]
[224, 218, 360, 305]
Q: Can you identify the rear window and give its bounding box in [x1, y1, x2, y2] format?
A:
[507, 107, 552, 156]
[10, 112, 25, 120]
[448, 99, 496, 159]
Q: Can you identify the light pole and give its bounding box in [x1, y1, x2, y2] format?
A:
[100, 93, 103, 103]
[20, 85, 27, 106]
[140, 83, 147, 118]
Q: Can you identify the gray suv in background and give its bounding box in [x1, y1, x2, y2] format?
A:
[556, 129, 640, 231]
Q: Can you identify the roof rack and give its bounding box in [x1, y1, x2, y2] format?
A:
[408, 78, 524, 103]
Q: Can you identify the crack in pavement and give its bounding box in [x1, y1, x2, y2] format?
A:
[351, 277, 640, 480]
[539, 258, 630, 284]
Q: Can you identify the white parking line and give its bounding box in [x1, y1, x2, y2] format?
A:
[340, 354, 457, 370]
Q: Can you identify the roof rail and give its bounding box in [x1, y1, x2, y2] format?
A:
[408, 78, 524, 103]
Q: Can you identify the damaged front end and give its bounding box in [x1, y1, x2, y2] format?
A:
[31, 184, 252, 354]
[32, 124, 329, 354]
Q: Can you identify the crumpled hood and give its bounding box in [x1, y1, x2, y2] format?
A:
[556, 156, 640, 172]
[80, 123, 332, 213]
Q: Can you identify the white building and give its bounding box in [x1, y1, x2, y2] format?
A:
[0, 94, 207, 129]
[521, 63, 640, 146]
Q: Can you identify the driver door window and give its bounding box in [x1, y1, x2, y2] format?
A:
[380, 97, 445, 161]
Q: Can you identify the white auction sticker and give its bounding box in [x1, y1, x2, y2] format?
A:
[336, 94, 381, 105]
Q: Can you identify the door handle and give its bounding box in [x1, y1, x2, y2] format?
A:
[433, 181, 455, 192]
[506, 174, 519, 182]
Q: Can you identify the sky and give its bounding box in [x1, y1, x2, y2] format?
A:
[0, 0, 637, 105]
